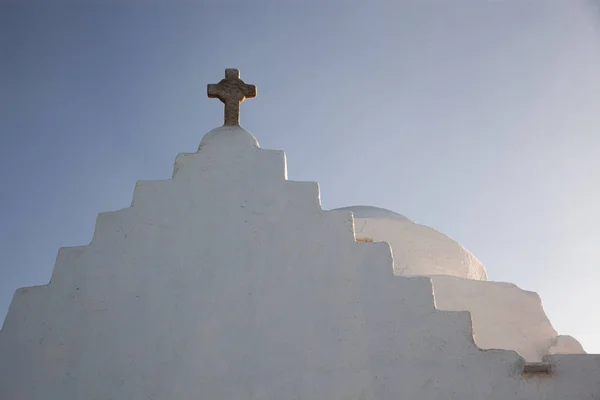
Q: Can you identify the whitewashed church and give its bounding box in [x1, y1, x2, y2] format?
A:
[1, 69, 598, 399]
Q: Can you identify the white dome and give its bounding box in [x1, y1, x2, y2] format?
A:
[335, 206, 410, 221]
[198, 125, 259, 150]
[335, 206, 487, 281]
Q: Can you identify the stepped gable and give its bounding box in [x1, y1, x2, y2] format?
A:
[1, 69, 599, 399]
[334, 205, 587, 362]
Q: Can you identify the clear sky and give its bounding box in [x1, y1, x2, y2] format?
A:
[1, 1, 599, 353]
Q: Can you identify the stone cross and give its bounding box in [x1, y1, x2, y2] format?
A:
[207, 68, 257, 126]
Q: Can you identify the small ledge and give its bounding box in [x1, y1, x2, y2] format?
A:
[523, 362, 552, 374]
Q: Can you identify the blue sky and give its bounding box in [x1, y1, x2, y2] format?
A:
[1, 1, 599, 353]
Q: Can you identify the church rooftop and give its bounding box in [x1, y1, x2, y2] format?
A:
[333, 205, 410, 222]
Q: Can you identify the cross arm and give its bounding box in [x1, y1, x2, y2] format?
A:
[207, 84, 224, 99]
[243, 84, 257, 99]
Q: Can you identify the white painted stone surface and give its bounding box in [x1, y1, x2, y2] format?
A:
[1, 125, 599, 399]
[430, 276, 585, 361]
[343, 208, 585, 361]
[343, 209, 488, 280]
[548, 335, 586, 355]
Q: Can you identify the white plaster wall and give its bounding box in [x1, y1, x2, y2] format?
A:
[349, 214, 585, 362]
[1, 125, 599, 399]
[352, 216, 487, 280]
[548, 335, 586, 355]
[430, 275, 585, 362]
